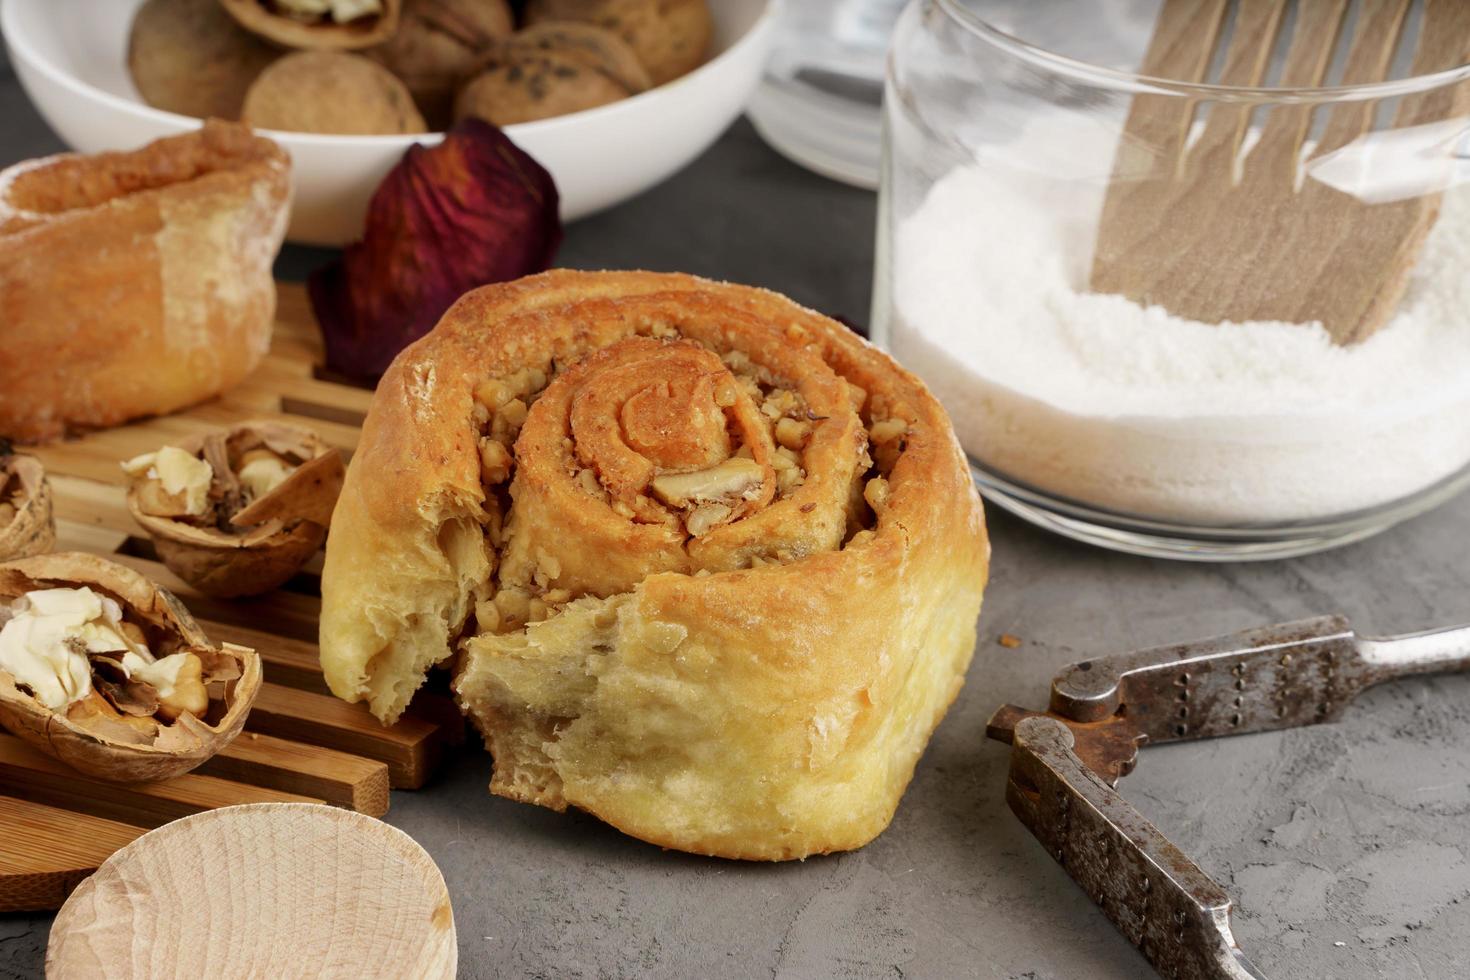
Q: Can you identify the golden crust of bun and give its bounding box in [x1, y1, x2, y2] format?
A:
[0, 121, 290, 443]
[320, 270, 988, 860]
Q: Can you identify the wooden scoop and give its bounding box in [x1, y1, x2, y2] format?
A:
[1090, 0, 1470, 344]
[46, 803, 456, 979]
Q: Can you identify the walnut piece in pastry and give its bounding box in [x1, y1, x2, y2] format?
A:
[0, 553, 260, 782]
[0, 123, 290, 444]
[523, 0, 712, 86]
[128, 0, 280, 119]
[243, 51, 428, 134]
[124, 422, 346, 598]
[0, 447, 55, 561]
[320, 271, 989, 861]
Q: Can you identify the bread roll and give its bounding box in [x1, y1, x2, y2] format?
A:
[320, 271, 988, 860]
[0, 122, 290, 443]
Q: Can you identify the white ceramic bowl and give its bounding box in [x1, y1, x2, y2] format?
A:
[2, 0, 773, 245]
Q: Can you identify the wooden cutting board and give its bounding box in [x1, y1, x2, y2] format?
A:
[0, 284, 465, 913]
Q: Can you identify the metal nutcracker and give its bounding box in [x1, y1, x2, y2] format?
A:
[986, 616, 1470, 980]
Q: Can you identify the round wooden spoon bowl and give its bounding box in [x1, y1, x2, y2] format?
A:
[46, 803, 456, 978]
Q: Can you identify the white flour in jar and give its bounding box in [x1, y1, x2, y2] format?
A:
[889, 131, 1470, 525]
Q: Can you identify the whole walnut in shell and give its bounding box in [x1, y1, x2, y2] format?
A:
[124, 422, 346, 598]
[523, 0, 712, 86]
[243, 51, 428, 134]
[0, 447, 55, 562]
[366, 0, 515, 130]
[0, 552, 260, 783]
[504, 21, 651, 92]
[128, 0, 280, 119]
[454, 23, 649, 126]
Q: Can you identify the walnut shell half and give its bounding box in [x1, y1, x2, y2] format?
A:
[0, 450, 55, 561]
[126, 422, 345, 598]
[0, 552, 261, 782]
[219, 0, 403, 51]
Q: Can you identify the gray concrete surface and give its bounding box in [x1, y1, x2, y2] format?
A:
[3, 42, 1470, 980]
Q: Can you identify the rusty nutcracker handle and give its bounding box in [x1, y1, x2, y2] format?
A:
[1007, 716, 1267, 980]
[1048, 616, 1470, 747]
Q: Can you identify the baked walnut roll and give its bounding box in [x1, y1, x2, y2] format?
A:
[320, 271, 988, 860]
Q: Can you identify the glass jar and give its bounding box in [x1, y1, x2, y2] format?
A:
[873, 0, 1470, 560]
[748, 0, 910, 188]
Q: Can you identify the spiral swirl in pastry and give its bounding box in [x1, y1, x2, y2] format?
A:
[321, 271, 988, 859]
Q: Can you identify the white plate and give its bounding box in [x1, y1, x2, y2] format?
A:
[2, 0, 774, 245]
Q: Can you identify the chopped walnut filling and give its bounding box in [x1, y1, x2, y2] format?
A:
[642, 318, 679, 340]
[575, 468, 607, 500]
[465, 336, 901, 637]
[869, 417, 907, 444]
[474, 366, 551, 488]
[770, 447, 804, 495]
[479, 439, 513, 485]
[775, 417, 812, 451]
[760, 388, 801, 421]
[863, 477, 891, 513]
[470, 364, 560, 633]
[648, 457, 767, 539]
[685, 503, 733, 538]
[649, 457, 764, 508]
[868, 416, 909, 476]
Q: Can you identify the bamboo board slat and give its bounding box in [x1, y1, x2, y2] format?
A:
[2, 283, 465, 913]
[0, 797, 146, 914]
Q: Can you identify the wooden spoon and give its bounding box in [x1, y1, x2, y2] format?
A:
[1090, 0, 1470, 344]
[46, 803, 456, 979]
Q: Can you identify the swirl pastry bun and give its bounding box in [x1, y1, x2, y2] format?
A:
[320, 271, 988, 860]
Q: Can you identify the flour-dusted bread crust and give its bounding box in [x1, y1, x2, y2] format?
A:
[320, 271, 988, 859]
[0, 121, 290, 443]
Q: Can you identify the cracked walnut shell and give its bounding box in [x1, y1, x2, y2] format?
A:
[220, 0, 404, 50]
[125, 422, 346, 598]
[0, 449, 55, 561]
[0, 552, 261, 783]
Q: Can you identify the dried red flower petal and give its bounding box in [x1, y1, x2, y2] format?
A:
[309, 118, 562, 379]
